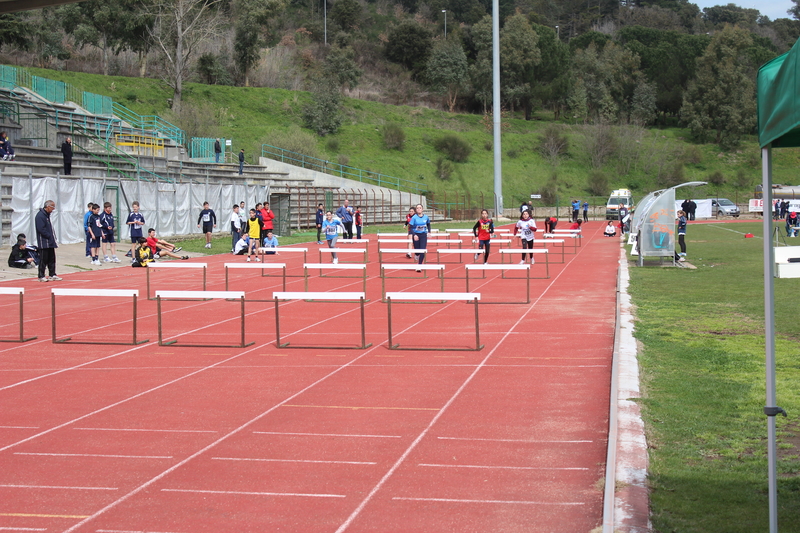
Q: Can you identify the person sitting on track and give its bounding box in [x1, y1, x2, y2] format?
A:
[132, 237, 155, 267]
[603, 220, 617, 237]
[262, 230, 279, 255]
[234, 233, 250, 256]
[145, 228, 188, 260]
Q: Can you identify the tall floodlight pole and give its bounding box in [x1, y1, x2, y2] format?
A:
[442, 10, 447, 39]
[492, 0, 503, 216]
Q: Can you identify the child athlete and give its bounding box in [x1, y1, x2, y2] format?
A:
[246, 209, 261, 261]
[409, 204, 430, 271]
[322, 211, 344, 264]
[514, 210, 537, 264]
[472, 209, 494, 264]
[403, 206, 415, 258]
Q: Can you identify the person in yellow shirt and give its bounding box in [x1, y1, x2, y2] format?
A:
[247, 209, 261, 261]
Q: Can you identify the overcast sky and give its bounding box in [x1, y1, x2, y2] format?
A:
[691, 0, 794, 21]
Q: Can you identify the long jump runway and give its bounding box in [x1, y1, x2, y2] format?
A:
[0, 224, 618, 532]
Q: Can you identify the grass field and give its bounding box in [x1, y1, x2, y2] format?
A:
[628, 221, 800, 532]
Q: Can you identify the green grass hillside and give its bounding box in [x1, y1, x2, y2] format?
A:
[30, 66, 800, 207]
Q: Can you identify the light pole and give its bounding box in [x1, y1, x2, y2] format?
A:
[555, 25, 559, 39]
[442, 9, 447, 39]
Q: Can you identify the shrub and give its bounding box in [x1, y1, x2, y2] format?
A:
[303, 83, 342, 136]
[587, 170, 608, 196]
[541, 172, 559, 206]
[435, 157, 454, 180]
[659, 163, 685, 188]
[539, 124, 569, 166]
[580, 124, 617, 169]
[484, 140, 492, 151]
[506, 148, 519, 159]
[326, 137, 340, 152]
[382, 123, 406, 150]
[734, 168, 751, 190]
[337, 154, 350, 167]
[433, 133, 472, 162]
[682, 145, 703, 165]
[262, 125, 322, 159]
[707, 170, 725, 186]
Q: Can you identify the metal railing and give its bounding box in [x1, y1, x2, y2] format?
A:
[83, 91, 113, 116]
[261, 143, 426, 195]
[112, 102, 185, 146]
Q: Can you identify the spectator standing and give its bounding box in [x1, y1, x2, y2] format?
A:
[230, 204, 242, 252]
[675, 210, 688, 261]
[582, 201, 589, 222]
[774, 200, 781, 220]
[126, 201, 145, 260]
[214, 138, 222, 163]
[260, 202, 275, 239]
[100, 202, 120, 262]
[197, 201, 217, 249]
[83, 202, 93, 260]
[238, 149, 245, 175]
[87, 203, 102, 265]
[520, 201, 532, 213]
[246, 209, 261, 261]
[688, 199, 697, 221]
[354, 206, 364, 239]
[336, 199, 354, 239]
[781, 200, 789, 220]
[618, 204, 629, 233]
[571, 199, 580, 222]
[315, 203, 324, 244]
[61, 137, 73, 175]
[681, 199, 691, 216]
[35, 200, 61, 281]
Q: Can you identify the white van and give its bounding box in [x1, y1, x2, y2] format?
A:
[606, 189, 634, 220]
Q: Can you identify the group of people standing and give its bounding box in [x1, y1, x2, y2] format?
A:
[680, 199, 697, 221]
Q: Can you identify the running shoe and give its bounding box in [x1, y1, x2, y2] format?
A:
[112, 256, 120, 263]
[38, 277, 48, 282]
[48, 276, 63, 281]
[174, 246, 183, 253]
[181, 256, 189, 260]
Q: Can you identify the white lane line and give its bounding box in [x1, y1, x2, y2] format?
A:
[73, 428, 217, 434]
[13, 453, 172, 459]
[333, 243, 592, 533]
[392, 497, 585, 505]
[0, 484, 117, 490]
[418, 463, 588, 471]
[253, 431, 401, 439]
[211, 457, 376, 465]
[161, 488, 345, 498]
[97, 530, 184, 533]
[0, 426, 38, 429]
[0, 528, 48, 531]
[437, 437, 593, 443]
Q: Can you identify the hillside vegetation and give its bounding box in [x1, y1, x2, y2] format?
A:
[27, 66, 800, 207]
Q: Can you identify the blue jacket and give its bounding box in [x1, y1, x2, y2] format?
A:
[35, 207, 58, 249]
[336, 205, 353, 223]
[677, 216, 687, 235]
[316, 209, 324, 225]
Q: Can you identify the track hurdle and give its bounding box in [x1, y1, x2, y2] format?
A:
[272, 291, 371, 349]
[258, 247, 307, 270]
[0, 287, 36, 343]
[318, 247, 367, 264]
[303, 263, 368, 293]
[146, 262, 207, 300]
[379, 248, 426, 263]
[545, 232, 581, 250]
[385, 292, 483, 351]
[498, 249, 550, 278]
[51, 289, 145, 345]
[380, 264, 445, 302]
[465, 264, 530, 304]
[155, 290, 252, 348]
[423, 238, 463, 250]
[535, 238, 566, 263]
[225, 263, 287, 295]
[435, 248, 484, 264]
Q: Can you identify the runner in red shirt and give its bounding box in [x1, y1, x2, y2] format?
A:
[472, 209, 494, 264]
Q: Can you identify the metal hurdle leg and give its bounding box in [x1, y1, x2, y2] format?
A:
[274, 296, 371, 350]
[0, 292, 37, 343]
[157, 294, 252, 348]
[52, 292, 147, 345]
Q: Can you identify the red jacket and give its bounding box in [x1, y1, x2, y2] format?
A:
[260, 208, 274, 230]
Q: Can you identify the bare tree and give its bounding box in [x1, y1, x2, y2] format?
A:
[149, 0, 223, 112]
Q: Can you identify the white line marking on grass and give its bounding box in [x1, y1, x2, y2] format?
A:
[418, 463, 588, 470]
[391, 497, 585, 505]
[14, 453, 172, 459]
[161, 488, 345, 498]
[0, 484, 117, 490]
[333, 243, 592, 533]
[212, 457, 376, 465]
[73, 428, 217, 434]
[253, 431, 401, 439]
[437, 437, 592, 443]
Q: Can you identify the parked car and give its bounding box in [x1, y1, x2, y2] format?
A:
[712, 198, 740, 217]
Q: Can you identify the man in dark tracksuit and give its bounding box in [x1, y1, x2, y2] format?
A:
[35, 200, 60, 281]
[61, 137, 73, 175]
[214, 138, 222, 163]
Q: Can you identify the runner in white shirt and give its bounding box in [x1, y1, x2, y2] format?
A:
[230, 204, 242, 252]
[513, 210, 537, 264]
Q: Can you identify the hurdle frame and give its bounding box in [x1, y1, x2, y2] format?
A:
[543, 233, 580, 251]
[225, 263, 287, 296]
[385, 292, 483, 351]
[379, 248, 427, 263]
[258, 247, 307, 274]
[435, 248, 484, 264]
[465, 264, 530, 304]
[318, 247, 368, 264]
[535, 239, 566, 263]
[0, 288, 36, 343]
[156, 290, 253, 348]
[303, 263, 368, 294]
[52, 289, 146, 345]
[499, 249, 550, 278]
[146, 262, 207, 300]
[272, 291, 371, 349]
[380, 264, 445, 302]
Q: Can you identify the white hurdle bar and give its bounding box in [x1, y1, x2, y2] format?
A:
[465, 264, 531, 304]
[423, 238, 463, 250]
[436, 248, 484, 263]
[0, 287, 36, 342]
[498, 249, 550, 277]
[146, 262, 207, 300]
[318, 247, 368, 263]
[384, 292, 483, 351]
[272, 291, 371, 349]
[155, 290, 252, 348]
[542, 233, 580, 250]
[225, 263, 287, 294]
[534, 239, 566, 262]
[380, 263, 446, 301]
[52, 288, 145, 345]
[258, 247, 308, 267]
[379, 248, 426, 263]
[303, 263, 368, 293]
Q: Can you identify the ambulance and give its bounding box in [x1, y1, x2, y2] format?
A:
[605, 189, 634, 220]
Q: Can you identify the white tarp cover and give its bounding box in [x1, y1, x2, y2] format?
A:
[11, 176, 270, 245]
[674, 199, 713, 218]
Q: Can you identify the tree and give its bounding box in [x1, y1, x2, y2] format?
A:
[303, 81, 342, 136]
[149, 0, 224, 112]
[681, 25, 757, 150]
[469, 15, 493, 112]
[322, 45, 362, 91]
[530, 23, 570, 119]
[499, 13, 540, 117]
[233, 0, 286, 87]
[385, 21, 432, 75]
[330, 0, 362, 31]
[0, 13, 32, 51]
[425, 39, 469, 112]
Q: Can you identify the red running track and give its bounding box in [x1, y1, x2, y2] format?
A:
[0, 223, 619, 533]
